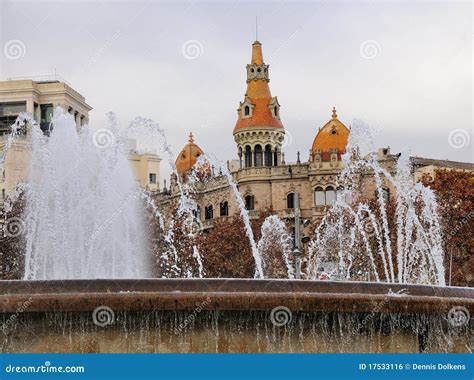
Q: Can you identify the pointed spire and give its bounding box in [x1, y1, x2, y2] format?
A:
[255, 16, 258, 42]
[188, 132, 194, 143]
[332, 106, 337, 119]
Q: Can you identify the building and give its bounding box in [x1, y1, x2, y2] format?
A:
[0, 75, 92, 134]
[128, 139, 161, 192]
[0, 76, 160, 198]
[160, 40, 473, 231]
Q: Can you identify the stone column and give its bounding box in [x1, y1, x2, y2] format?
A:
[35, 104, 41, 122]
[26, 99, 34, 114]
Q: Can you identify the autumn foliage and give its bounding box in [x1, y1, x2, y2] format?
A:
[422, 170, 474, 287]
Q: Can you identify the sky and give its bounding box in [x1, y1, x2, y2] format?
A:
[0, 0, 472, 184]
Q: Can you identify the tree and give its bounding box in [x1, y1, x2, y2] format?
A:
[0, 191, 26, 279]
[422, 170, 474, 287]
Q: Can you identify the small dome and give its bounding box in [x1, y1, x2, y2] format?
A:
[175, 132, 204, 175]
[311, 107, 349, 157]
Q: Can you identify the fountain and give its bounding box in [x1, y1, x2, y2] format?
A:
[307, 120, 446, 285]
[0, 114, 472, 353]
[22, 108, 150, 279]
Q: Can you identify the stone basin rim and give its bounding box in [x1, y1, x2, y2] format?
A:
[0, 279, 472, 314]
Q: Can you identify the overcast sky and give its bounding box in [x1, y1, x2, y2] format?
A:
[1, 0, 472, 184]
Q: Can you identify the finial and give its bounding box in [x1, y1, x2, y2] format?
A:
[332, 106, 337, 119]
[188, 132, 194, 143]
[297, 151, 301, 164]
[255, 16, 258, 42]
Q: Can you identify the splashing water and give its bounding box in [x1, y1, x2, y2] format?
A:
[188, 153, 264, 278]
[257, 215, 294, 279]
[307, 119, 445, 285]
[22, 108, 151, 279]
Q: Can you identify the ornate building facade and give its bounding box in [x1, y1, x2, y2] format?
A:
[159, 40, 473, 233]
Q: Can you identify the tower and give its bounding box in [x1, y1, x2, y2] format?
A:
[233, 40, 285, 169]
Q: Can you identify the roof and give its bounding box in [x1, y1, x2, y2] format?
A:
[411, 157, 474, 171]
[175, 132, 204, 174]
[233, 41, 284, 133]
[311, 107, 350, 154]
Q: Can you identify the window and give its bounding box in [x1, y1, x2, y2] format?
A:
[315, 187, 325, 206]
[0, 102, 27, 134]
[325, 186, 336, 205]
[254, 145, 263, 167]
[336, 187, 352, 204]
[381, 188, 390, 202]
[264, 145, 273, 166]
[149, 173, 157, 184]
[244, 106, 250, 116]
[287, 193, 295, 209]
[40, 104, 54, 124]
[220, 201, 229, 216]
[245, 195, 255, 211]
[244, 146, 252, 167]
[205, 205, 214, 220]
[274, 106, 278, 117]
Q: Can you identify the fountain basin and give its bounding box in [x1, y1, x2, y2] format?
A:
[1, 279, 472, 353]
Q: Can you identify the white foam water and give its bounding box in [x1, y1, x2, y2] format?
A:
[23, 108, 151, 279]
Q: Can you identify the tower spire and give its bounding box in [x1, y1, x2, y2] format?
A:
[255, 16, 258, 41]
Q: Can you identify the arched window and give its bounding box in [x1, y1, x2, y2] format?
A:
[273, 148, 278, 166]
[254, 145, 263, 167]
[315, 187, 325, 206]
[204, 205, 214, 220]
[244, 146, 252, 167]
[325, 186, 336, 205]
[220, 201, 229, 216]
[245, 195, 255, 211]
[264, 145, 273, 166]
[287, 193, 295, 209]
[244, 105, 250, 116]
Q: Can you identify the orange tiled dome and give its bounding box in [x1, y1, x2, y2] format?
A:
[175, 132, 204, 175]
[311, 107, 350, 156]
[233, 41, 284, 132]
